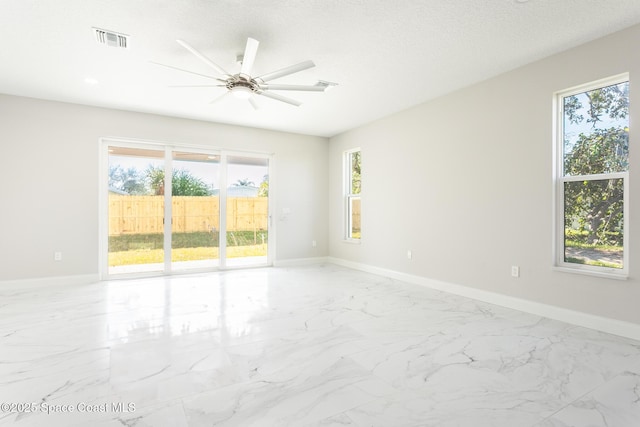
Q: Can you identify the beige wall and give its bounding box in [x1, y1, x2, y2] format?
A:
[329, 24, 640, 324]
[0, 96, 329, 280]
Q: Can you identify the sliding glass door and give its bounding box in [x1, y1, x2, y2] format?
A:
[171, 151, 220, 272]
[225, 155, 270, 267]
[102, 141, 271, 278]
[107, 146, 166, 275]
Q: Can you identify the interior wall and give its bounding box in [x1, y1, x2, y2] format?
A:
[329, 23, 640, 325]
[0, 95, 329, 281]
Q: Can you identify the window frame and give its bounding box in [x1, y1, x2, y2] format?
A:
[344, 148, 361, 242]
[553, 74, 629, 279]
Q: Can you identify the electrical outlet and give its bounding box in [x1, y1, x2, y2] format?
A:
[312, 240, 317, 247]
[54, 251, 62, 261]
[407, 250, 412, 260]
[511, 266, 520, 278]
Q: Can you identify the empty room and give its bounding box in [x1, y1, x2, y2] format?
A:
[2, 1, 640, 426]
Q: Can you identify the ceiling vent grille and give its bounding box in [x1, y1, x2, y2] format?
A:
[93, 28, 129, 48]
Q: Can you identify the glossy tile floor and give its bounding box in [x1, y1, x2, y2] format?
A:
[1, 264, 640, 426]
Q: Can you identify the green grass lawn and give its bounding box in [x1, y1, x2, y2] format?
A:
[564, 240, 622, 252]
[564, 256, 620, 269]
[109, 231, 267, 251]
[564, 239, 623, 269]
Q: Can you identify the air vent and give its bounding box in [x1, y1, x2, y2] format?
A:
[93, 27, 129, 48]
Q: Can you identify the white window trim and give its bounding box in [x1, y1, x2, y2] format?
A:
[552, 74, 629, 279]
[344, 148, 361, 243]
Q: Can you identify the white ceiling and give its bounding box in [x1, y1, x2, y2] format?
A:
[1, 0, 640, 137]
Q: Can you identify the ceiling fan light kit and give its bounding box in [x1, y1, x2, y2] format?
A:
[231, 85, 253, 100]
[157, 37, 337, 109]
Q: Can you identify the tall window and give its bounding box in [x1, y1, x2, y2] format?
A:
[555, 75, 629, 276]
[345, 149, 361, 240]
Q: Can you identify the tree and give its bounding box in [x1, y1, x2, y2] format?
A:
[109, 165, 146, 195]
[351, 151, 361, 194]
[233, 178, 255, 187]
[146, 165, 165, 195]
[145, 165, 212, 196]
[258, 174, 269, 197]
[563, 82, 628, 246]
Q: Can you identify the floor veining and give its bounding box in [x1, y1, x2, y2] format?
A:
[1, 264, 639, 426]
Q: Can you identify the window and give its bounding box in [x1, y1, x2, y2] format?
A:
[554, 75, 629, 276]
[345, 149, 361, 240]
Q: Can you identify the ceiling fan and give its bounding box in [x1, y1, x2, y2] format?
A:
[153, 37, 336, 108]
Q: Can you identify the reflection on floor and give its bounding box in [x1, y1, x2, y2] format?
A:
[1, 264, 639, 426]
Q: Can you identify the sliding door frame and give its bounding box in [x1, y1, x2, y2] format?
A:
[99, 137, 274, 280]
[221, 150, 274, 269]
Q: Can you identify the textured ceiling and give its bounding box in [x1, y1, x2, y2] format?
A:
[1, 0, 640, 137]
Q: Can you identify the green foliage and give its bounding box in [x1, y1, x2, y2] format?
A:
[564, 179, 624, 246]
[258, 174, 269, 197]
[564, 229, 622, 249]
[564, 83, 629, 126]
[145, 165, 212, 196]
[351, 151, 361, 194]
[233, 178, 255, 187]
[172, 169, 212, 196]
[563, 81, 628, 247]
[110, 164, 212, 196]
[109, 165, 146, 194]
[564, 127, 628, 175]
[145, 165, 164, 195]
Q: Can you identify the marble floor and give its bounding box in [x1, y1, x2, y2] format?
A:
[1, 264, 640, 426]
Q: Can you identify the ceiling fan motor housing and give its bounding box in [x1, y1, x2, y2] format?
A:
[226, 76, 260, 93]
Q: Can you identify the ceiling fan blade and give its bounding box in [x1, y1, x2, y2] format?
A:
[260, 84, 325, 92]
[256, 60, 315, 83]
[259, 91, 302, 107]
[209, 91, 230, 104]
[176, 39, 231, 77]
[240, 38, 259, 77]
[168, 84, 227, 88]
[248, 96, 260, 110]
[150, 61, 227, 83]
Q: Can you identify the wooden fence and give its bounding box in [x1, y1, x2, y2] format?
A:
[352, 198, 361, 231]
[109, 195, 268, 235]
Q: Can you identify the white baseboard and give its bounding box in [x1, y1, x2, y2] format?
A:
[274, 256, 329, 267]
[327, 257, 640, 342]
[0, 274, 99, 290]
